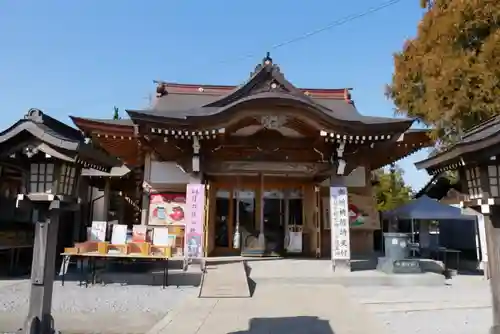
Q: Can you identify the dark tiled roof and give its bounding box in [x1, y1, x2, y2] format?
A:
[130, 90, 411, 125]
[414, 174, 462, 200]
[460, 116, 500, 143]
[0, 109, 120, 170]
[416, 115, 500, 172]
[82, 165, 131, 177]
[75, 118, 134, 126]
[128, 57, 413, 127]
[153, 93, 218, 113]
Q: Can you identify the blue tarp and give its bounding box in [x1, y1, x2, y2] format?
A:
[383, 195, 475, 220]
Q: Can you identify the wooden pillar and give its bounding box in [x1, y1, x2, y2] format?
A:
[74, 177, 89, 242]
[258, 173, 265, 248]
[102, 178, 110, 222]
[303, 184, 315, 255]
[284, 190, 290, 251]
[314, 185, 321, 258]
[140, 153, 152, 225]
[203, 181, 210, 257]
[479, 205, 500, 333]
[255, 184, 262, 231]
[23, 202, 61, 334]
[206, 183, 216, 256]
[234, 177, 241, 249]
[118, 192, 125, 225]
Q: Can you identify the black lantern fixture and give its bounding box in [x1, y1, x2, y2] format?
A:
[26, 156, 79, 197]
[415, 117, 500, 334]
[0, 108, 118, 334]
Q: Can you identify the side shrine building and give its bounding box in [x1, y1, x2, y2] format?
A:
[70, 55, 432, 258]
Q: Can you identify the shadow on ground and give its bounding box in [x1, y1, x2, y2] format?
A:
[228, 316, 334, 334]
[57, 260, 202, 287]
[59, 270, 202, 287]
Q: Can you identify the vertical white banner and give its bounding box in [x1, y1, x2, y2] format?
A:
[330, 187, 350, 264]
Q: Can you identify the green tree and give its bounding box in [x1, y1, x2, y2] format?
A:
[387, 0, 500, 147]
[374, 165, 413, 212]
[113, 106, 120, 120]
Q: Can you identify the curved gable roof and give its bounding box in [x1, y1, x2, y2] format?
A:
[127, 54, 413, 133]
[0, 109, 119, 171]
[415, 116, 500, 173]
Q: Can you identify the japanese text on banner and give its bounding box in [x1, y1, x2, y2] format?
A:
[330, 187, 350, 260]
[185, 184, 205, 259]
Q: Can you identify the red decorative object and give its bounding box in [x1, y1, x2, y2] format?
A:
[169, 206, 185, 222]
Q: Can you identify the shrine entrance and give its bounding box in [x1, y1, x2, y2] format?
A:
[210, 177, 306, 256]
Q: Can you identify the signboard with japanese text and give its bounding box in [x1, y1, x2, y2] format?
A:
[184, 184, 205, 259]
[329, 187, 351, 261]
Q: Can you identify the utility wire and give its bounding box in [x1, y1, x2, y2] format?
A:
[211, 0, 404, 66]
[39, 0, 405, 112]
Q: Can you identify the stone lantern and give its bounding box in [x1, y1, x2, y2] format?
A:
[0, 109, 118, 334]
[415, 117, 500, 334]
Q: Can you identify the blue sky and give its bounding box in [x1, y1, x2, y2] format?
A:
[0, 0, 430, 190]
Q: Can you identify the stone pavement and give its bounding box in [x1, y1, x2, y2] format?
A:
[348, 275, 492, 334]
[199, 261, 251, 298]
[0, 278, 24, 289]
[147, 283, 387, 334]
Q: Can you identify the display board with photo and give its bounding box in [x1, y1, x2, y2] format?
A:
[148, 193, 187, 225]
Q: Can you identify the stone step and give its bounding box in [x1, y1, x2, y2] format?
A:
[198, 261, 250, 298]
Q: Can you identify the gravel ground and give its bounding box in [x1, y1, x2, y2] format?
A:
[347, 275, 492, 334]
[0, 274, 198, 334]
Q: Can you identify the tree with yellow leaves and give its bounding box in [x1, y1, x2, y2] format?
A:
[387, 0, 500, 148]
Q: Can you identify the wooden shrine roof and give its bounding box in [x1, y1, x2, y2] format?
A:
[70, 116, 142, 166]
[69, 53, 435, 171]
[0, 109, 120, 171]
[358, 129, 433, 171]
[415, 116, 500, 174]
[414, 174, 462, 200]
[125, 54, 413, 136]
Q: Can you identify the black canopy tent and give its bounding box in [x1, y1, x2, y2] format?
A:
[383, 195, 476, 246]
[383, 195, 475, 221]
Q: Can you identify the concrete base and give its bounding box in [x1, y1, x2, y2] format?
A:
[252, 271, 446, 287]
[377, 257, 422, 274]
[491, 324, 500, 334]
[257, 233, 265, 248]
[332, 259, 351, 273]
[245, 259, 445, 287]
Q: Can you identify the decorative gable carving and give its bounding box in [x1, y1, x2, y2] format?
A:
[246, 77, 289, 95]
[258, 115, 288, 130]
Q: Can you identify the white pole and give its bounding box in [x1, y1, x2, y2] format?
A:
[411, 219, 415, 257]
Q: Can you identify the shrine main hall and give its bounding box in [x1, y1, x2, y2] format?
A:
[70, 54, 431, 258]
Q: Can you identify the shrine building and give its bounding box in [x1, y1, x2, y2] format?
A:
[70, 54, 432, 258]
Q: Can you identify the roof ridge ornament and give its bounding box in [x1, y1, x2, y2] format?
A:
[251, 52, 274, 77]
[263, 52, 273, 65]
[25, 108, 44, 123]
[156, 83, 168, 98]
